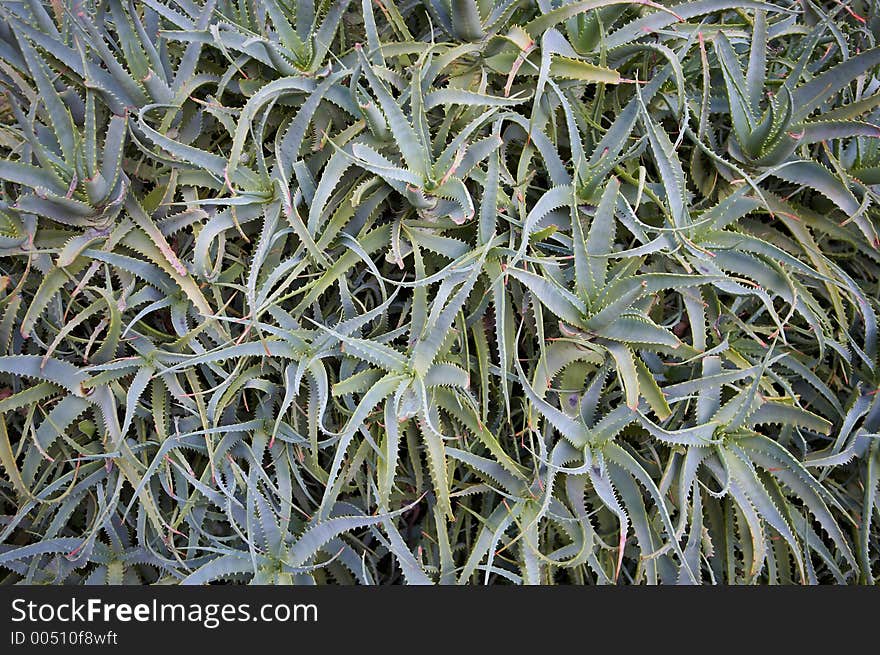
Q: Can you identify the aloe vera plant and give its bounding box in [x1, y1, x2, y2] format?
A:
[0, 0, 878, 586]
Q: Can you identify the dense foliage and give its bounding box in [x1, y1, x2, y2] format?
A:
[0, 0, 879, 585]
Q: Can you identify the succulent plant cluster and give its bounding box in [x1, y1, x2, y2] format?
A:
[0, 0, 879, 585]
